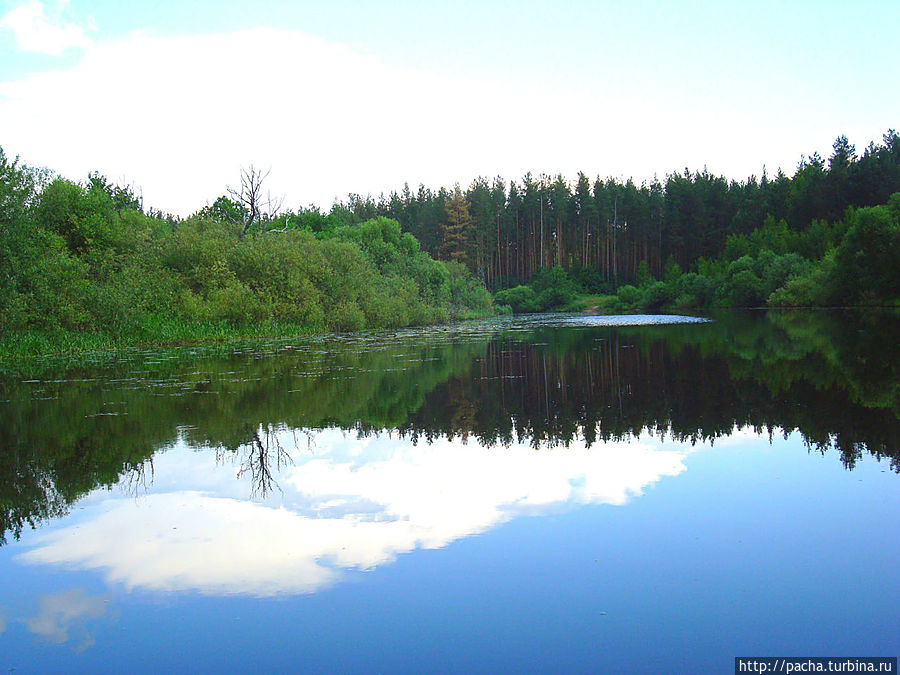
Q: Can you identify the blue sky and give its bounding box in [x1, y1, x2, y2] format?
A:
[1, 0, 897, 214]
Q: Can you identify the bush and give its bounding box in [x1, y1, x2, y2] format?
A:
[768, 261, 833, 306]
[447, 261, 492, 315]
[663, 256, 683, 283]
[531, 266, 575, 294]
[831, 204, 900, 305]
[329, 301, 366, 332]
[494, 285, 539, 313]
[617, 285, 641, 306]
[641, 281, 671, 310]
[205, 280, 266, 323]
[635, 261, 654, 288]
[536, 286, 575, 310]
[569, 265, 604, 293]
[675, 273, 715, 307]
[761, 253, 813, 296]
[726, 269, 765, 306]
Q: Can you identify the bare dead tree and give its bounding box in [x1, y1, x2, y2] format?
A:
[227, 165, 284, 238]
[235, 424, 295, 498]
[121, 457, 155, 497]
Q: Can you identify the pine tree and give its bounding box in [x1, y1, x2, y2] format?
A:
[442, 183, 472, 266]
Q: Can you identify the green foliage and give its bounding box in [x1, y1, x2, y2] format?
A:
[531, 266, 576, 295]
[494, 266, 587, 313]
[0, 146, 495, 354]
[493, 192, 899, 313]
[635, 260, 654, 287]
[617, 285, 641, 306]
[441, 184, 472, 265]
[197, 196, 245, 225]
[530, 267, 578, 308]
[641, 281, 671, 310]
[768, 253, 835, 306]
[725, 269, 766, 307]
[35, 177, 122, 254]
[494, 285, 539, 313]
[663, 256, 683, 283]
[709, 251, 812, 307]
[536, 286, 575, 310]
[330, 301, 367, 332]
[5, 139, 900, 347]
[446, 261, 492, 317]
[831, 204, 900, 305]
[674, 273, 716, 307]
[568, 266, 605, 293]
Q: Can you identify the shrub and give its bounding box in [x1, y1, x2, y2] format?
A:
[663, 256, 683, 283]
[767, 251, 835, 307]
[635, 261, 654, 287]
[329, 301, 366, 332]
[675, 273, 715, 307]
[536, 286, 574, 311]
[494, 285, 539, 313]
[641, 281, 671, 310]
[569, 265, 604, 293]
[617, 285, 641, 306]
[831, 204, 900, 305]
[531, 266, 574, 294]
[447, 261, 492, 315]
[726, 269, 765, 306]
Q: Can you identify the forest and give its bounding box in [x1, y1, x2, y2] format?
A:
[357, 133, 899, 284]
[334, 131, 900, 312]
[1, 131, 899, 357]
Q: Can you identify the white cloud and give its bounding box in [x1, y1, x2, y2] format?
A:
[21, 588, 107, 649]
[0, 0, 91, 55]
[19, 430, 695, 596]
[0, 26, 796, 216]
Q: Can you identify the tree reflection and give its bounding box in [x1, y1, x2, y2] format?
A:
[1, 309, 898, 544]
[221, 424, 295, 498]
[120, 457, 155, 497]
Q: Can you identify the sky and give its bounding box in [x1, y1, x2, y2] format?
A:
[0, 0, 897, 215]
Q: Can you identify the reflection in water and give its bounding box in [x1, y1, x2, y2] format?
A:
[19, 429, 693, 595]
[21, 589, 108, 651]
[1, 309, 898, 549]
[1, 310, 898, 672]
[221, 424, 296, 498]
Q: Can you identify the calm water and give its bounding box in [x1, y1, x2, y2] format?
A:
[1, 310, 897, 673]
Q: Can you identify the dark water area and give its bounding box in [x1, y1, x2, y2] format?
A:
[0, 310, 897, 673]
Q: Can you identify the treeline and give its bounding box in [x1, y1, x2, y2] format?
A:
[0, 149, 494, 355]
[495, 192, 900, 312]
[4, 130, 899, 352]
[328, 131, 900, 295]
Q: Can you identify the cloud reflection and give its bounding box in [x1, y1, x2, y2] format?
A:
[20, 430, 692, 596]
[21, 588, 107, 651]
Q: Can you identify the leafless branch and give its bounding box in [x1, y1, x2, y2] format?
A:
[234, 424, 295, 498]
[227, 165, 279, 238]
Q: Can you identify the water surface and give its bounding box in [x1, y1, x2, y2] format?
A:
[1, 310, 897, 673]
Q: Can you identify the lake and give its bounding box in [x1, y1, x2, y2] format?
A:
[1, 310, 897, 673]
